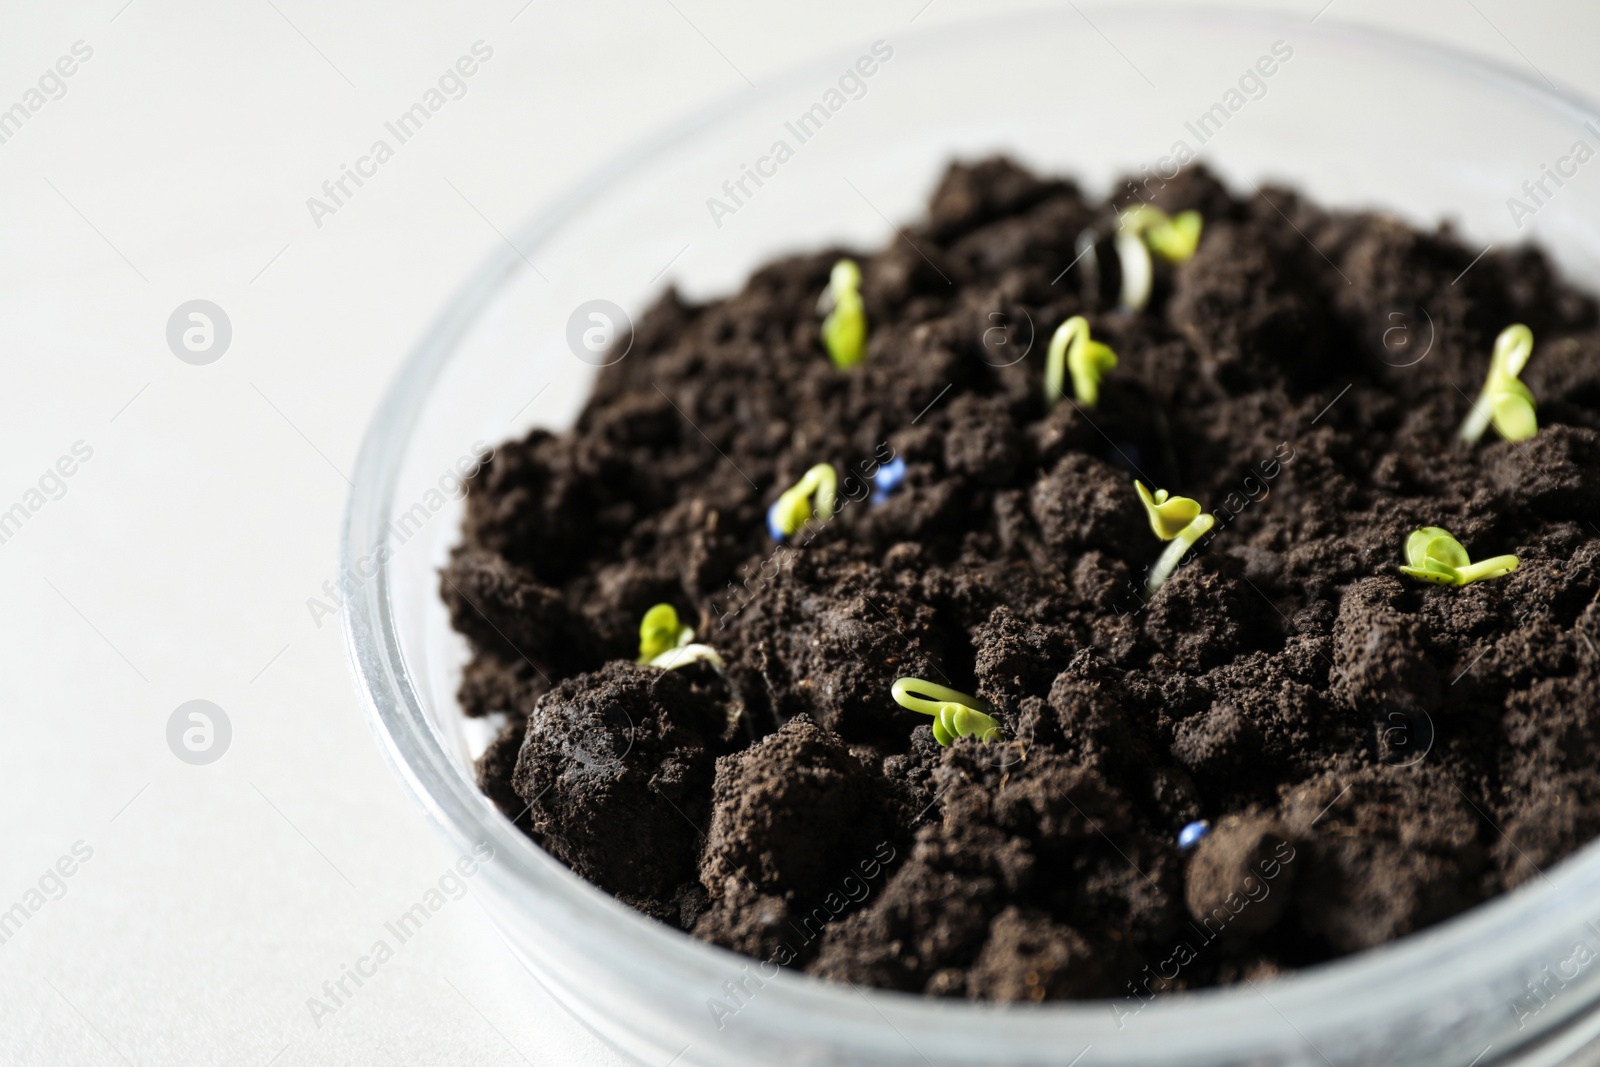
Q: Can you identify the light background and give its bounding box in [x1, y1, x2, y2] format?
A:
[0, 2, 1595, 1065]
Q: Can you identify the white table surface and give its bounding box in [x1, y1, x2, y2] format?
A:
[2, 1, 1596, 1064]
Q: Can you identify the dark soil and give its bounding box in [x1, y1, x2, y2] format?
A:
[445, 158, 1600, 1001]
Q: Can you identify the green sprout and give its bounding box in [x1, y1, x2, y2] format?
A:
[1116, 205, 1203, 310]
[891, 677, 1004, 747]
[1044, 316, 1118, 410]
[638, 603, 691, 662]
[637, 603, 725, 670]
[819, 258, 867, 369]
[1135, 480, 1216, 593]
[1122, 204, 1203, 262]
[1460, 324, 1537, 444]
[767, 463, 837, 541]
[1399, 526, 1518, 587]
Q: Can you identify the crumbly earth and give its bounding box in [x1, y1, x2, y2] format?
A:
[445, 158, 1600, 1001]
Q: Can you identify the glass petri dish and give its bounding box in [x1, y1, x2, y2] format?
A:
[342, 10, 1600, 1065]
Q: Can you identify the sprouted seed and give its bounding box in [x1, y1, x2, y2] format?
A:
[1399, 526, 1519, 587]
[891, 677, 1004, 747]
[1044, 316, 1118, 410]
[767, 463, 838, 541]
[819, 259, 867, 369]
[1116, 205, 1203, 310]
[637, 603, 724, 670]
[637, 603, 691, 663]
[1460, 324, 1537, 444]
[1135, 480, 1215, 593]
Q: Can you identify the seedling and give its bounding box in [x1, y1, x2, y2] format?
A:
[871, 455, 906, 505]
[1117, 205, 1203, 310]
[1044, 316, 1118, 409]
[637, 603, 689, 663]
[767, 463, 837, 541]
[1399, 526, 1518, 587]
[1123, 204, 1203, 262]
[819, 258, 867, 369]
[1460, 324, 1537, 444]
[636, 603, 725, 670]
[1135, 480, 1216, 593]
[891, 677, 1004, 746]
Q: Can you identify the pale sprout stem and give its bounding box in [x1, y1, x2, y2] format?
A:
[650, 643, 725, 671]
[1147, 514, 1215, 593]
[1454, 555, 1519, 584]
[1117, 229, 1154, 311]
[1459, 390, 1495, 445]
